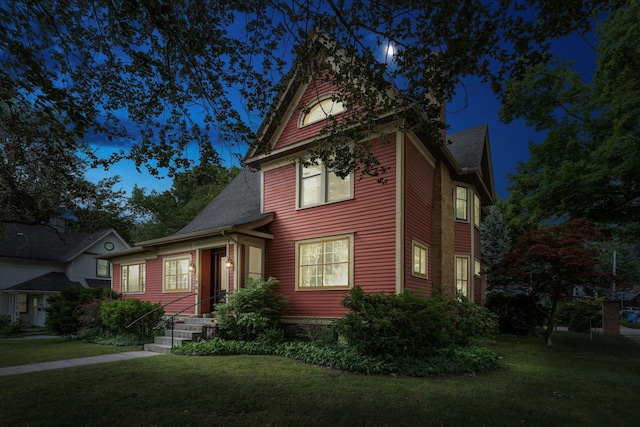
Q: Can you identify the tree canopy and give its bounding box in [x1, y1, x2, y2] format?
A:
[1, 0, 616, 225]
[500, 2, 640, 240]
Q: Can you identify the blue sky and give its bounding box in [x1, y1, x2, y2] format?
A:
[85, 31, 597, 202]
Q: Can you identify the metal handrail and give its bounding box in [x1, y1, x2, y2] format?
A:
[153, 290, 228, 349]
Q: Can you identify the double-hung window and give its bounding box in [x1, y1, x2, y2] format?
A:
[412, 240, 428, 279]
[455, 186, 468, 221]
[96, 259, 111, 278]
[300, 161, 352, 208]
[455, 256, 469, 297]
[164, 258, 191, 292]
[474, 193, 481, 226]
[122, 263, 146, 293]
[297, 235, 352, 289]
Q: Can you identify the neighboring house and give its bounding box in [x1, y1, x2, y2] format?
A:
[101, 37, 496, 325]
[0, 220, 130, 326]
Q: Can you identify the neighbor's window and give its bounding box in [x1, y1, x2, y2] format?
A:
[18, 293, 28, 313]
[121, 263, 146, 293]
[300, 161, 352, 208]
[456, 256, 469, 297]
[297, 235, 352, 289]
[474, 193, 481, 226]
[301, 98, 346, 126]
[455, 186, 468, 221]
[412, 240, 428, 279]
[164, 258, 191, 292]
[247, 246, 263, 280]
[96, 259, 111, 278]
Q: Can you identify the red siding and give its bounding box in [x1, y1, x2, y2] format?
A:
[454, 221, 471, 253]
[120, 251, 198, 315]
[403, 136, 434, 294]
[263, 137, 397, 318]
[112, 264, 121, 293]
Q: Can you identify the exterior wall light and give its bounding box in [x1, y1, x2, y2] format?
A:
[226, 258, 234, 268]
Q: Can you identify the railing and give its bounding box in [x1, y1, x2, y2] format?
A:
[152, 290, 227, 350]
[126, 290, 227, 349]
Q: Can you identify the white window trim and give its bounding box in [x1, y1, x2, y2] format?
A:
[411, 239, 429, 279]
[455, 255, 471, 297]
[121, 262, 146, 294]
[295, 233, 354, 291]
[162, 255, 192, 293]
[298, 94, 347, 127]
[297, 159, 354, 209]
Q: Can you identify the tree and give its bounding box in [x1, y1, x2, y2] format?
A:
[1, 0, 615, 225]
[500, 2, 640, 241]
[495, 218, 614, 347]
[480, 203, 513, 292]
[128, 164, 240, 242]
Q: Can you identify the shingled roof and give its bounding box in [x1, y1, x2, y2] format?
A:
[3, 272, 82, 293]
[0, 223, 112, 262]
[171, 168, 272, 237]
[445, 124, 488, 171]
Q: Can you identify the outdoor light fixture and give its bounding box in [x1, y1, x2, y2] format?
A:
[189, 262, 195, 272]
[226, 258, 234, 268]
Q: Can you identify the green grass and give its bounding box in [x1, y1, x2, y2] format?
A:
[0, 338, 140, 367]
[1, 332, 639, 426]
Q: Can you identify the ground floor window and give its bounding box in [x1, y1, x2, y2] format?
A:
[164, 257, 191, 292]
[455, 256, 469, 297]
[18, 293, 27, 313]
[247, 246, 263, 280]
[296, 234, 352, 289]
[122, 263, 146, 293]
[412, 240, 428, 279]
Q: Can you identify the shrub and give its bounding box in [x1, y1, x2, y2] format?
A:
[485, 293, 546, 336]
[215, 277, 288, 340]
[0, 315, 23, 334]
[566, 298, 603, 332]
[101, 298, 164, 338]
[334, 286, 497, 359]
[46, 288, 121, 336]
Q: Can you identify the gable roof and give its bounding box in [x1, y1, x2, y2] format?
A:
[3, 272, 82, 293]
[0, 223, 119, 262]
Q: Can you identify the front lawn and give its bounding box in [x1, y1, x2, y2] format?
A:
[1, 332, 639, 426]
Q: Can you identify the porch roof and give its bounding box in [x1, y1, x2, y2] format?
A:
[3, 272, 83, 293]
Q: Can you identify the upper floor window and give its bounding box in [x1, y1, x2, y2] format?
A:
[296, 234, 352, 290]
[299, 161, 352, 208]
[455, 186, 468, 221]
[301, 97, 346, 126]
[164, 257, 191, 292]
[122, 263, 145, 293]
[474, 193, 481, 226]
[96, 259, 111, 278]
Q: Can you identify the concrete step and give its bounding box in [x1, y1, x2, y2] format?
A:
[164, 323, 203, 332]
[144, 343, 174, 354]
[157, 332, 200, 343]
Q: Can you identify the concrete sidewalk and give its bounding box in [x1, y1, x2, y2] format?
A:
[0, 350, 161, 376]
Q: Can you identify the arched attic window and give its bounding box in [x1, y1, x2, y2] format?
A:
[300, 96, 346, 127]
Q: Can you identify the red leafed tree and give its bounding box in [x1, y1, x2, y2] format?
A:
[498, 218, 613, 347]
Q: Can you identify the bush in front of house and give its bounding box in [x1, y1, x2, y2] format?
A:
[100, 298, 164, 339]
[560, 298, 603, 333]
[0, 314, 23, 335]
[334, 286, 498, 359]
[174, 338, 501, 376]
[46, 288, 121, 336]
[214, 277, 288, 340]
[485, 293, 546, 336]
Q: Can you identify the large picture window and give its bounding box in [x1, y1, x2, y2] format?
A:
[455, 186, 468, 221]
[164, 258, 191, 292]
[300, 161, 352, 208]
[412, 240, 428, 279]
[297, 235, 352, 289]
[122, 263, 145, 293]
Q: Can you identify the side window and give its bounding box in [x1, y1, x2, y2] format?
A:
[247, 246, 263, 280]
[164, 258, 191, 292]
[455, 256, 469, 297]
[474, 193, 481, 226]
[412, 240, 428, 279]
[96, 259, 111, 278]
[297, 235, 352, 290]
[455, 186, 468, 221]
